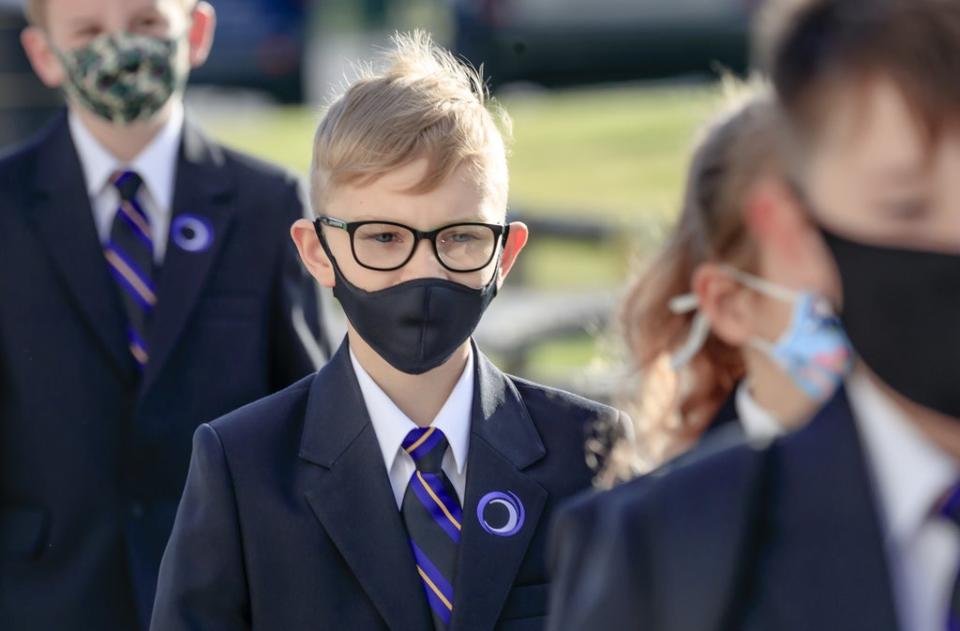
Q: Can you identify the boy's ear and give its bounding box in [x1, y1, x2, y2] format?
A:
[291, 219, 335, 289]
[496, 221, 529, 287]
[744, 177, 843, 304]
[21, 26, 65, 88]
[186, 2, 216, 69]
[692, 262, 754, 347]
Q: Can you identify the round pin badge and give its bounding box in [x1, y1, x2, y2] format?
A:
[171, 214, 214, 253]
[477, 491, 525, 537]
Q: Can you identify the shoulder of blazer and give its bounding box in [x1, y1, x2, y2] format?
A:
[0, 114, 63, 194]
[207, 372, 316, 444]
[215, 139, 301, 195]
[509, 375, 621, 427]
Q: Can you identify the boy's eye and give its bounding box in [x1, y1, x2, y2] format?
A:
[364, 231, 404, 244]
[76, 25, 101, 38]
[446, 231, 479, 243]
[880, 199, 931, 221]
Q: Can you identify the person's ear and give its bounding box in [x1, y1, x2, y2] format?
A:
[21, 26, 66, 88]
[496, 221, 529, 287]
[186, 2, 216, 68]
[291, 219, 335, 288]
[692, 262, 754, 347]
[745, 177, 843, 304]
[744, 178, 812, 266]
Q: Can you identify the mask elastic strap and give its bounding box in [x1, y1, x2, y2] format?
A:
[668, 293, 712, 371]
[720, 265, 799, 304]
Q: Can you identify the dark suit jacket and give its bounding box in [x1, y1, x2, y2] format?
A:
[0, 112, 330, 630]
[551, 388, 902, 631]
[546, 389, 743, 628]
[151, 341, 624, 631]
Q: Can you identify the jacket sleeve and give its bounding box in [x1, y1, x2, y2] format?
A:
[269, 180, 330, 390]
[151, 424, 251, 631]
[548, 495, 649, 631]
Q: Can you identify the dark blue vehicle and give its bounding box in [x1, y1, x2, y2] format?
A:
[191, 0, 307, 103]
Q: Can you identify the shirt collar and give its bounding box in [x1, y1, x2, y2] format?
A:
[68, 102, 184, 211]
[350, 348, 474, 476]
[848, 370, 960, 541]
[735, 381, 785, 441]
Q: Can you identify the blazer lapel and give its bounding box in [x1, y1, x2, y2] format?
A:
[762, 389, 901, 631]
[141, 121, 235, 393]
[25, 113, 135, 380]
[299, 343, 433, 631]
[450, 349, 548, 631]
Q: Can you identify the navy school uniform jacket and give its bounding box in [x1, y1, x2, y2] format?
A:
[151, 341, 626, 631]
[545, 393, 744, 630]
[552, 388, 902, 631]
[0, 111, 330, 630]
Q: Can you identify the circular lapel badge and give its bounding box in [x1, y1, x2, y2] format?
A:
[477, 491, 525, 537]
[171, 214, 214, 253]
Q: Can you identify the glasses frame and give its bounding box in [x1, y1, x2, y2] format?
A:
[315, 215, 510, 273]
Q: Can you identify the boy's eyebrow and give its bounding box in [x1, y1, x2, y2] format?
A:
[344, 213, 496, 224]
[864, 163, 929, 186]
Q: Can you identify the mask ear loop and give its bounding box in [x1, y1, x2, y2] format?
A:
[668, 293, 712, 371]
[719, 265, 799, 303]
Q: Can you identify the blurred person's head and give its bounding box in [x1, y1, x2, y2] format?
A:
[599, 83, 848, 482]
[291, 31, 528, 382]
[20, 0, 214, 136]
[758, 0, 960, 437]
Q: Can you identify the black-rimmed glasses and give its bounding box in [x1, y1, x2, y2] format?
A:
[315, 216, 510, 273]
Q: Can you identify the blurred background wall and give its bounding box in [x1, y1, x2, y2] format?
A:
[0, 0, 765, 400]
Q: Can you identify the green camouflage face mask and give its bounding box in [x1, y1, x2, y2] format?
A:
[55, 32, 187, 125]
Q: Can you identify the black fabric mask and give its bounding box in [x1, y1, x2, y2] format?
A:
[820, 227, 960, 419]
[318, 232, 500, 375]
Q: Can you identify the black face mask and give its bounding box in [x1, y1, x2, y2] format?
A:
[317, 232, 500, 375]
[820, 227, 960, 419]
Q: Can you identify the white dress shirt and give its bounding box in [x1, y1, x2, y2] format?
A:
[350, 349, 474, 508]
[68, 102, 184, 264]
[849, 371, 960, 631]
[735, 381, 786, 441]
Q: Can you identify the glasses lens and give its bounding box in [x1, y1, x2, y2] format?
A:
[436, 224, 498, 271]
[352, 223, 416, 270]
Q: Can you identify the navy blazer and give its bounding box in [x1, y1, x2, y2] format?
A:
[0, 112, 330, 630]
[551, 389, 902, 631]
[151, 341, 623, 631]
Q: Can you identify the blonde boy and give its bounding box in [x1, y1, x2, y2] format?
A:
[0, 1, 327, 629]
[152, 32, 624, 631]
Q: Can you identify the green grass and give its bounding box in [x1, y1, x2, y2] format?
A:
[202, 82, 720, 225]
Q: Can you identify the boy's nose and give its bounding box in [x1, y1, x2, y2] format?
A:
[400, 238, 446, 281]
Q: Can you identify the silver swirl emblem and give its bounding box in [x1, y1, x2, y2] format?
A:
[476, 491, 525, 537]
[172, 214, 214, 253]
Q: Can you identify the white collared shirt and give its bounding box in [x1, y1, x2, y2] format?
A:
[735, 381, 786, 441]
[68, 103, 184, 264]
[849, 371, 960, 631]
[350, 349, 474, 508]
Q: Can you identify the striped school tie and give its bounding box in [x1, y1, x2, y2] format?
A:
[938, 482, 960, 631]
[104, 170, 155, 369]
[401, 427, 462, 630]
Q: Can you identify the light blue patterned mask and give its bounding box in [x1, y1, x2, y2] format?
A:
[670, 267, 853, 402]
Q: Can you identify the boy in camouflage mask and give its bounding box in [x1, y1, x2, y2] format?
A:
[3, 1, 329, 629]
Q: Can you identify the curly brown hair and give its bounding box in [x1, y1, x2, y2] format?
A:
[597, 82, 785, 485]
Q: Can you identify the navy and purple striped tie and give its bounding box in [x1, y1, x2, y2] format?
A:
[938, 482, 960, 631]
[104, 170, 155, 369]
[401, 427, 462, 630]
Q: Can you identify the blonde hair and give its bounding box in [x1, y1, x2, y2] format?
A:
[25, 0, 199, 27]
[309, 30, 510, 215]
[597, 81, 784, 485]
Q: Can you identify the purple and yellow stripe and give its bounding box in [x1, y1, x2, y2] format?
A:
[410, 540, 454, 624]
[104, 245, 157, 309]
[412, 471, 462, 543]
